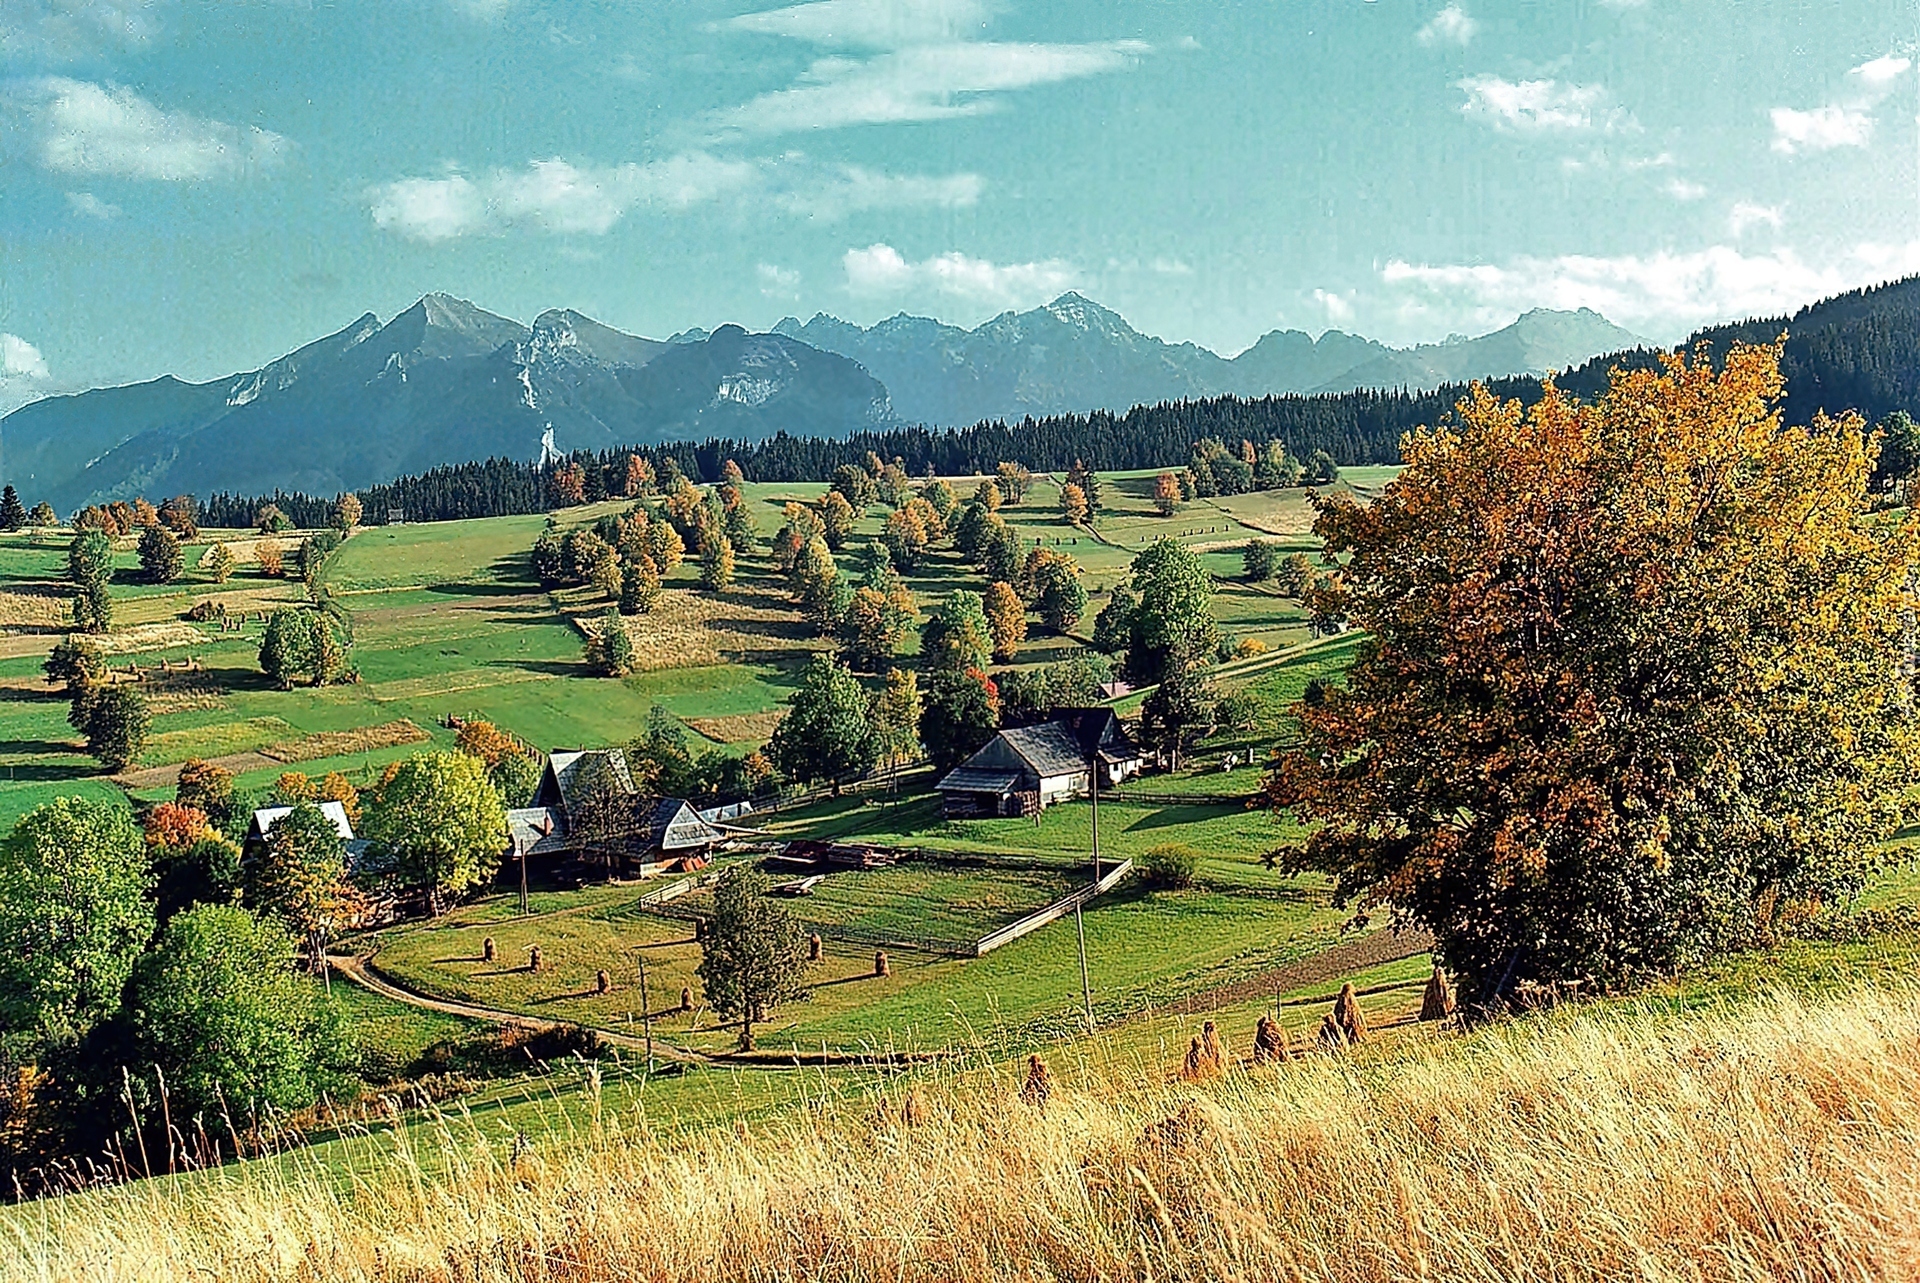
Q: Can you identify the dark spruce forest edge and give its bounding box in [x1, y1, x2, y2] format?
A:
[193, 272, 1920, 527]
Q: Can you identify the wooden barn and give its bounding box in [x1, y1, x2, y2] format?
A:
[937, 710, 1142, 818]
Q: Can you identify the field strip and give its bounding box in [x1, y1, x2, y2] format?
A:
[116, 749, 283, 790]
[368, 668, 563, 700]
[114, 719, 430, 787]
[1141, 923, 1435, 1022]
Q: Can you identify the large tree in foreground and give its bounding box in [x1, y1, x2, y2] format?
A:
[1264, 343, 1920, 1009]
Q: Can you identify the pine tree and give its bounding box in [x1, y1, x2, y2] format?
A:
[0, 485, 24, 530]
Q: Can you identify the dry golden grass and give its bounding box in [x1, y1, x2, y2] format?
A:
[576, 587, 818, 674]
[0, 586, 68, 629]
[260, 719, 429, 764]
[138, 671, 229, 715]
[13, 984, 1920, 1282]
[684, 710, 786, 743]
[93, 622, 208, 655]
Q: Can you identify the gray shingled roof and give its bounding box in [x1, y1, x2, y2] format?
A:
[936, 766, 1023, 794]
[998, 720, 1091, 776]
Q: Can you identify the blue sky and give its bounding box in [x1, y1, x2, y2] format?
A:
[1, 0, 1916, 409]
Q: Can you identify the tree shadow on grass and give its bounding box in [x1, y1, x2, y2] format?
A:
[1123, 802, 1255, 833]
[4, 762, 102, 783]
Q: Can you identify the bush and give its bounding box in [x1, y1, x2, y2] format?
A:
[1141, 843, 1200, 890]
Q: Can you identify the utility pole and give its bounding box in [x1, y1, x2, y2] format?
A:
[638, 955, 654, 1073]
[1089, 750, 1101, 883]
[1074, 902, 1095, 1031]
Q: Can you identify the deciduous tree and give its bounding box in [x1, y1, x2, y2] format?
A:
[67, 530, 113, 633]
[0, 798, 152, 1054]
[331, 494, 362, 532]
[921, 590, 993, 674]
[695, 865, 811, 1052]
[585, 609, 636, 676]
[1153, 471, 1184, 517]
[982, 581, 1026, 661]
[919, 667, 1000, 770]
[1020, 549, 1087, 633]
[699, 533, 736, 591]
[362, 752, 506, 913]
[205, 542, 235, 582]
[1265, 344, 1920, 1007]
[81, 685, 148, 771]
[1242, 539, 1280, 582]
[767, 655, 877, 790]
[129, 904, 345, 1119]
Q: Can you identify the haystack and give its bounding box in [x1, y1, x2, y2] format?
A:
[1333, 981, 1368, 1043]
[1020, 1054, 1053, 1108]
[1252, 1014, 1289, 1064]
[1420, 966, 1455, 1022]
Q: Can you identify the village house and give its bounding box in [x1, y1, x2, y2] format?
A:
[505, 748, 724, 873]
[937, 709, 1144, 818]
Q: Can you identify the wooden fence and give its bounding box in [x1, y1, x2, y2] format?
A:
[625, 852, 1136, 959]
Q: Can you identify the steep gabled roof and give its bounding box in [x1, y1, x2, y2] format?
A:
[1053, 707, 1141, 763]
[535, 748, 636, 813]
[249, 801, 355, 842]
[647, 798, 725, 852]
[996, 720, 1090, 777]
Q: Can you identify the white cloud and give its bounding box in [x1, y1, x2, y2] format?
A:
[726, 0, 995, 50]
[369, 153, 758, 241]
[717, 39, 1148, 134]
[1313, 288, 1356, 323]
[64, 191, 120, 218]
[1850, 54, 1912, 87]
[1771, 53, 1911, 155]
[1663, 178, 1707, 201]
[758, 263, 802, 299]
[1770, 104, 1874, 155]
[843, 243, 1075, 309]
[25, 78, 288, 181]
[1417, 5, 1476, 48]
[1727, 202, 1784, 236]
[0, 334, 50, 383]
[775, 163, 983, 218]
[1380, 240, 1920, 340]
[1457, 75, 1634, 135]
[0, 0, 162, 61]
[368, 152, 977, 239]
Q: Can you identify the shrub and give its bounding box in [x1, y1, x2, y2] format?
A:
[1141, 843, 1199, 890]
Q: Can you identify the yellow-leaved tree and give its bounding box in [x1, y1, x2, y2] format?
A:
[1263, 342, 1919, 1008]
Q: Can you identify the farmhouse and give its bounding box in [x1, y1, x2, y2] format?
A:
[938, 709, 1143, 818]
[506, 748, 724, 870]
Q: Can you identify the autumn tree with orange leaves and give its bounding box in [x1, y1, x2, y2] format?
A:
[1263, 343, 1919, 1009]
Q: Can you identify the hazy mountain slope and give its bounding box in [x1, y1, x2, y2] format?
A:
[16, 295, 891, 507]
[1312, 308, 1648, 394]
[782, 296, 1642, 427]
[778, 294, 1228, 426]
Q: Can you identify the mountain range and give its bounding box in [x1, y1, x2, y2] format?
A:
[2, 293, 1643, 509]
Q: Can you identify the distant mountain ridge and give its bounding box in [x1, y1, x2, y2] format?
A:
[4, 291, 1644, 509]
[775, 295, 1644, 425]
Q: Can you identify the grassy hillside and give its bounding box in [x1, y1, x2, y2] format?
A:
[14, 955, 1920, 1282]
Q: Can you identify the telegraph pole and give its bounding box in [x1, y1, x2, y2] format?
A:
[1075, 902, 1095, 1031]
[637, 955, 655, 1073]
